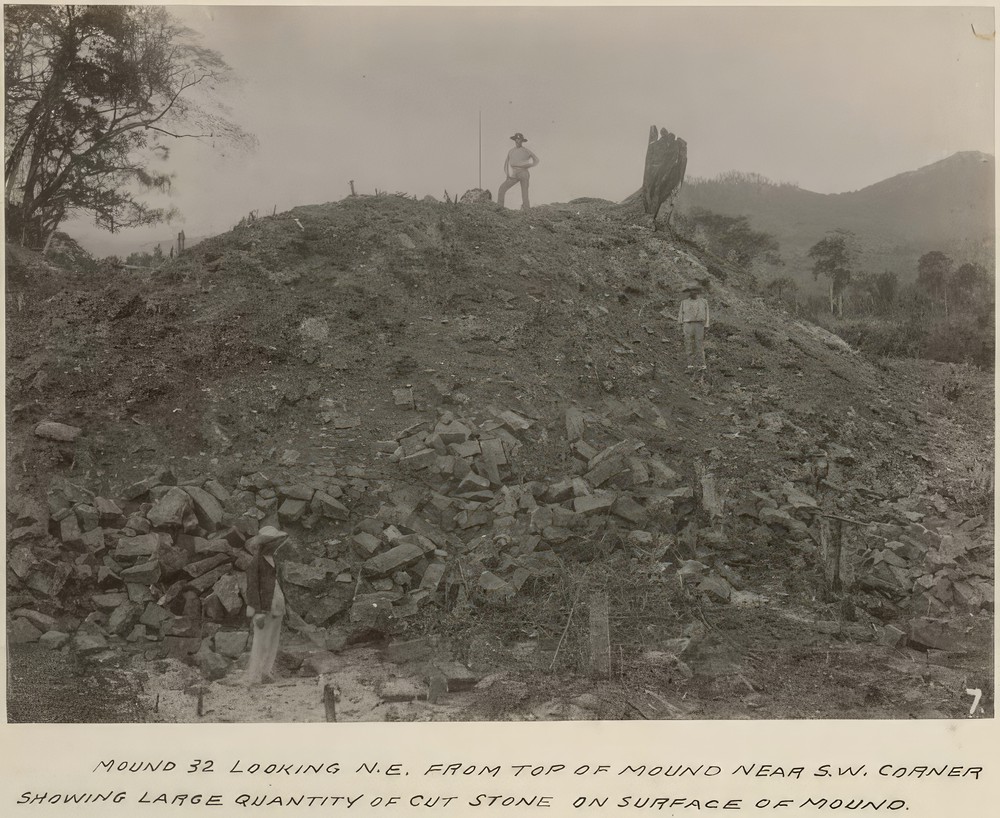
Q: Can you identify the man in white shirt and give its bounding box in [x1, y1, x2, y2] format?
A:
[497, 132, 539, 211]
[677, 282, 710, 370]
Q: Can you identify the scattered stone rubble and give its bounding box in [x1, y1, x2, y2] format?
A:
[856, 500, 993, 650]
[6, 399, 993, 688]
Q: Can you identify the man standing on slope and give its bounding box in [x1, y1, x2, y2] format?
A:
[497, 133, 539, 211]
[677, 282, 710, 370]
[244, 526, 288, 684]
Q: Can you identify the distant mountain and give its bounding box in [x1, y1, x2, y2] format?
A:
[677, 151, 995, 282]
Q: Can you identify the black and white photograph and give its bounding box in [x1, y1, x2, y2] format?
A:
[4, 3, 995, 726]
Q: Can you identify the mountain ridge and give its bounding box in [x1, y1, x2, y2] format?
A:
[676, 151, 995, 281]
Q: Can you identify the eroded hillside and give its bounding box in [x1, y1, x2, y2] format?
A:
[5, 195, 993, 721]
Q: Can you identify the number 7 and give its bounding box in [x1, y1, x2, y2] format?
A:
[965, 688, 982, 716]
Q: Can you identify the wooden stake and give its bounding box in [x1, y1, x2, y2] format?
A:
[349, 180, 356, 197]
[323, 683, 338, 722]
[550, 571, 588, 673]
[588, 592, 611, 678]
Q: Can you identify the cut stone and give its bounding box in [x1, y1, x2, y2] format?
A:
[187, 564, 230, 593]
[182, 485, 225, 532]
[80, 528, 106, 551]
[12, 608, 58, 632]
[907, 618, 961, 652]
[879, 625, 907, 648]
[120, 560, 161, 585]
[435, 421, 472, 445]
[278, 498, 308, 521]
[478, 571, 514, 601]
[480, 437, 508, 466]
[91, 592, 128, 610]
[278, 484, 315, 501]
[544, 480, 575, 503]
[198, 648, 230, 681]
[698, 574, 732, 602]
[419, 562, 447, 592]
[203, 479, 232, 504]
[378, 678, 426, 702]
[349, 592, 397, 628]
[115, 532, 168, 560]
[648, 458, 681, 486]
[309, 490, 350, 521]
[281, 562, 327, 589]
[212, 573, 243, 613]
[123, 476, 160, 501]
[140, 603, 174, 630]
[126, 583, 154, 604]
[351, 532, 382, 559]
[585, 456, 626, 487]
[185, 553, 232, 578]
[59, 514, 83, 547]
[627, 457, 650, 485]
[75, 504, 100, 532]
[628, 530, 655, 546]
[9, 618, 43, 644]
[107, 601, 144, 636]
[214, 630, 249, 659]
[147, 487, 193, 528]
[39, 630, 71, 650]
[385, 637, 437, 664]
[363, 543, 424, 578]
[612, 495, 648, 525]
[154, 538, 190, 575]
[449, 440, 482, 459]
[34, 421, 82, 442]
[573, 492, 616, 515]
[73, 624, 109, 654]
[400, 448, 437, 469]
[434, 660, 478, 691]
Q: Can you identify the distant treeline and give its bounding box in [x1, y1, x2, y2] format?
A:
[685, 171, 802, 189]
[675, 207, 994, 369]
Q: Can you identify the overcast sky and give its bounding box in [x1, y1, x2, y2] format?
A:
[65, 4, 995, 257]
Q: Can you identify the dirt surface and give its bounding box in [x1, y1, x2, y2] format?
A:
[5, 195, 994, 722]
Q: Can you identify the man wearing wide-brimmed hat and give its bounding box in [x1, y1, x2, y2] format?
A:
[497, 132, 539, 211]
[244, 526, 288, 684]
[677, 281, 710, 370]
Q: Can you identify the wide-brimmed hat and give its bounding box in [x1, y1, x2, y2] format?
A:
[681, 281, 702, 293]
[510, 133, 526, 141]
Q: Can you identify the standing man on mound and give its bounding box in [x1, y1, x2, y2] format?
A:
[244, 526, 288, 685]
[497, 132, 539, 211]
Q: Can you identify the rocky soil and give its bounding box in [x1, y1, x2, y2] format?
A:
[5, 195, 994, 722]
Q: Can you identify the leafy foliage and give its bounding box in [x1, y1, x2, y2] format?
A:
[4, 5, 254, 247]
[676, 207, 782, 270]
[763, 275, 798, 304]
[849, 271, 898, 315]
[808, 229, 857, 316]
[916, 251, 953, 304]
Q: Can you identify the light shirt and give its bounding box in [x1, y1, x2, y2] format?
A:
[678, 297, 710, 326]
[506, 146, 539, 170]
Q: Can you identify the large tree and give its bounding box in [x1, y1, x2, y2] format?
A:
[808, 229, 857, 317]
[916, 251, 954, 314]
[851, 270, 897, 315]
[5, 4, 252, 247]
[951, 261, 991, 305]
[684, 208, 782, 270]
